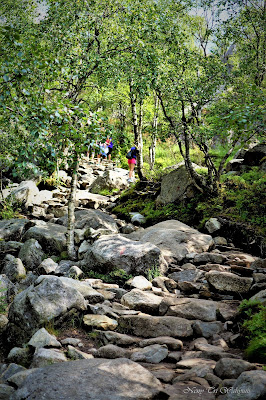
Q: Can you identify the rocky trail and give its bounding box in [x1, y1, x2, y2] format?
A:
[0, 159, 265, 400]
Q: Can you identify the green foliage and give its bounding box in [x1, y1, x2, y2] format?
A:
[147, 264, 161, 282]
[0, 286, 8, 314]
[44, 320, 59, 337]
[238, 299, 266, 363]
[85, 269, 132, 287]
[0, 196, 22, 220]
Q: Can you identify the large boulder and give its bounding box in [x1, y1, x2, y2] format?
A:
[119, 314, 193, 338]
[7, 275, 87, 345]
[243, 143, 266, 167]
[156, 162, 206, 205]
[90, 168, 129, 193]
[9, 358, 168, 400]
[0, 219, 32, 241]
[57, 209, 118, 234]
[18, 239, 44, 270]
[81, 234, 167, 276]
[23, 223, 67, 254]
[127, 220, 214, 263]
[9, 181, 39, 206]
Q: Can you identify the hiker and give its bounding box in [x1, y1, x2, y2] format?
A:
[127, 145, 138, 182]
[97, 142, 108, 164]
[107, 137, 113, 160]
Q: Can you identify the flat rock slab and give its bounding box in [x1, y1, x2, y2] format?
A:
[10, 358, 168, 400]
[119, 314, 193, 338]
[165, 298, 217, 322]
[206, 271, 253, 294]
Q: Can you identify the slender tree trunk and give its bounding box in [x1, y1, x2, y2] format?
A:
[129, 78, 145, 180]
[66, 155, 79, 260]
[181, 100, 204, 193]
[149, 94, 159, 170]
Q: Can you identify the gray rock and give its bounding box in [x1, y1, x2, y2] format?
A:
[0, 363, 26, 384]
[30, 348, 67, 367]
[0, 241, 23, 256]
[214, 358, 255, 379]
[156, 162, 205, 205]
[0, 384, 15, 399]
[6, 369, 37, 389]
[119, 314, 193, 338]
[58, 277, 104, 303]
[97, 344, 130, 359]
[127, 220, 214, 263]
[165, 298, 217, 322]
[83, 314, 118, 330]
[23, 223, 67, 254]
[193, 321, 224, 338]
[18, 239, 44, 270]
[67, 345, 94, 360]
[81, 234, 167, 276]
[205, 218, 221, 234]
[10, 181, 39, 206]
[37, 258, 58, 275]
[0, 315, 8, 333]
[121, 289, 162, 314]
[2, 256, 26, 282]
[126, 275, 152, 290]
[28, 327, 61, 348]
[131, 344, 168, 363]
[194, 252, 227, 265]
[10, 358, 168, 400]
[0, 274, 16, 304]
[216, 300, 240, 320]
[164, 382, 215, 400]
[61, 338, 83, 346]
[95, 330, 141, 347]
[130, 213, 147, 225]
[176, 358, 216, 370]
[7, 347, 32, 366]
[224, 370, 266, 400]
[57, 209, 118, 233]
[139, 336, 183, 350]
[249, 289, 266, 305]
[7, 275, 86, 344]
[0, 219, 31, 242]
[206, 271, 253, 294]
[168, 269, 203, 282]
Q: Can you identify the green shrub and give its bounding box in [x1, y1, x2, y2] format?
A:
[245, 337, 266, 363]
[238, 299, 266, 363]
[0, 195, 22, 220]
